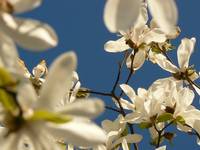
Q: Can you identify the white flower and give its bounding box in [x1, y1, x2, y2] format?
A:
[94, 115, 142, 150]
[0, 52, 107, 149]
[104, 3, 166, 70]
[104, 0, 178, 34]
[149, 78, 200, 139]
[119, 84, 164, 124]
[155, 38, 199, 93]
[155, 38, 196, 76]
[0, 0, 58, 51]
[104, 3, 166, 53]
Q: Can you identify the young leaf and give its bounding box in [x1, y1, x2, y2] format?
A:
[175, 116, 185, 125]
[139, 122, 152, 129]
[157, 113, 173, 123]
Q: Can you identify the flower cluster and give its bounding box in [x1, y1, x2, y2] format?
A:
[0, 0, 200, 150]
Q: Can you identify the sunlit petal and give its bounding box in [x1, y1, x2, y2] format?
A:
[177, 38, 196, 69]
[0, 13, 58, 51]
[104, 0, 141, 32]
[147, 0, 178, 34]
[37, 52, 77, 110]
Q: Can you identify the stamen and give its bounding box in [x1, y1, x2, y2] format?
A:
[0, 0, 14, 14]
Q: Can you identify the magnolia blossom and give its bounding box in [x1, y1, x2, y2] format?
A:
[119, 84, 165, 142]
[119, 78, 200, 146]
[149, 78, 200, 132]
[104, 0, 178, 34]
[119, 84, 164, 124]
[93, 116, 142, 150]
[0, 52, 107, 150]
[0, 0, 58, 51]
[154, 38, 199, 93]
[104, 3, 166, 70]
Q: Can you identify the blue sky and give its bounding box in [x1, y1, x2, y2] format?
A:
[19, 0, 200, 149]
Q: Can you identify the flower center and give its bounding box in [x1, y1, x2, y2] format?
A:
[125, 39, 137, 49]
[172, 67, 196, 81]
[0, 0, 14, 14]
[2, 112, 26, 134]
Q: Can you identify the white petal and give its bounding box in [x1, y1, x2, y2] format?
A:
[102, 118, 125, 133]
[0, 31, 18, 70]
[48, 120, 107, 147]
[104, 0, 141, 32]
[193, 120, 200, 145]
[114, 98, 135, 110]
[8, 0, 41, 13]
[57, 99, 105, 119]
[193, 84, 200, 96]
[155, 146, 166, 150]
[67, 145, 74, 150]
[104, 37, 129, 52]
[120, 84, 136, 101]
[17, 81, 37, 110]
[124, 134, 142, 143]
[178, 88, 194, 108]
[141, 29, 166, 44]
[122, 139, 129, 150]
[182, 109, 200, 123]
[126, 50, 146, 70]
[177, 38, 196, 69]
[111, 134, 142, 149]
[134, 3, 148, 29]
[37, 52, 77, 110]
[155, 54, 179, 73]
[0, 134, 19, 150]
[147, 0, 178, 34]
[122, 112, 141, 124]
[93, 145, 107, 150]
[0, 13, 58, 51]
[165, 26, 181, 39]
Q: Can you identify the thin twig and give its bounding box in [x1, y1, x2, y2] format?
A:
[111, 52, 129, 93]
[119, 51, 136, 97]
[80, 89, 112, 97]
[185, 124, 200, 140]
[161, 50, 173, 63]
[105, 106, 122, 113]
[153, 120, 174, 148]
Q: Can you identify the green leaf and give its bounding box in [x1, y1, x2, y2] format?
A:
[0, 89, 18, 114]
[30, 110, 71, 124]
[0, 68, 15, 87]
[175, 116, 185, 125]
[157, 113, 174, 123]
[139, 122, 152, 129]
